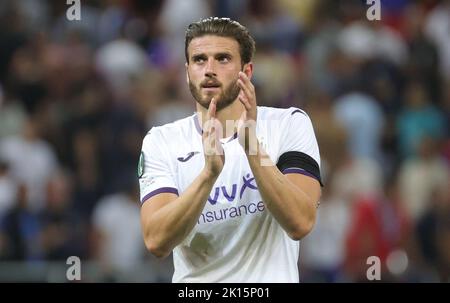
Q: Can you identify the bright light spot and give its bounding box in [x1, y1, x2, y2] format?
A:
[386, 249, 408, 275]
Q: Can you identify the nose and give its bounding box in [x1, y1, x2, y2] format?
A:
[205, 58, 217, 78]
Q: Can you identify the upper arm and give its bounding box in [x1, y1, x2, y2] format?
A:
[277, 108, 323, 187]
[140, 192, 178, 231]
[285, 173, 321, 208]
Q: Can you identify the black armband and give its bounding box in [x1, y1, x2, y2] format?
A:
[276, 151, 323, 186]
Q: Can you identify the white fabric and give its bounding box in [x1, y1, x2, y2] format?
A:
[0, 136, 58, 212]
[139, 106, 321, 282]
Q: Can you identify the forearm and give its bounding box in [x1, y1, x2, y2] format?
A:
[143, 169, 217, 255]
[246, 145, 316, 240]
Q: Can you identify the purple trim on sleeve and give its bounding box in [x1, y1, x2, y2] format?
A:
[141, 187, 179, 204]
[282, 168, 319, 181]
[193, 114, 203, 135]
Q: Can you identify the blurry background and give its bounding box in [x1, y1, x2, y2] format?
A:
[0, 0, 449, 282]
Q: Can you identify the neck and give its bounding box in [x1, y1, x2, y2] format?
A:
[196, 99, 245, 138]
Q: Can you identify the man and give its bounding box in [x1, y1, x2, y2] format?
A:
[138, 17, 322, 282]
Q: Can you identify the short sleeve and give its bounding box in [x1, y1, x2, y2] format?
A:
[138, 128, 179, 204]
[276, 108, 323, 186]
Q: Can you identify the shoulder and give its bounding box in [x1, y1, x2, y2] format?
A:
[257, 106, 311, 125]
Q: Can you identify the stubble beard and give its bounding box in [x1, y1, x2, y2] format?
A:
[189, 78, 240, 112]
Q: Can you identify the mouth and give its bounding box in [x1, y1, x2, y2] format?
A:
[201, 81, 221, 90]
[202, 86, 221, 92]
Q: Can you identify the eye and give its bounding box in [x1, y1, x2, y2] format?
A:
[192, 56, 206, 64]
[217, 55, 230, 63]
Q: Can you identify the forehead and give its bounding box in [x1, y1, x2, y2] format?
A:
[188, 35, 240, 56]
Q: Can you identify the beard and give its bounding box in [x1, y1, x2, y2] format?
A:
[189, 77, 240, 111]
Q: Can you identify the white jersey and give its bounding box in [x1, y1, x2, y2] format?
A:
[139, 106, 322, 283]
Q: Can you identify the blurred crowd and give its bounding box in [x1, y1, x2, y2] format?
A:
[0, 0, 449, 282]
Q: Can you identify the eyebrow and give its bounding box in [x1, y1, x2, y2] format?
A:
[191, 52, 233, 61]
[215, 52, 232, 60]
[191, 54, 207, 61]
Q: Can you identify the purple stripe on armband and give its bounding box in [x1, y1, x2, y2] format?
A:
[282, 168, 318, 180]
[141, 187, 179, 204]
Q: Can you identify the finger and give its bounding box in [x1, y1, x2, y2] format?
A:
[239, 93, 251, 111]
[207, 120, 222, 154]
[204, 118, 215, 137]
[239, 71, 252, 85]
[238, 71, 255, 94]
[206, 97, 215, 121]
[209, 97, 217, 119]
[205, 125, 217, 152]
[237, 79, 255, 107]
[202, 116, 214, 140]
[237, 82, 253, 111]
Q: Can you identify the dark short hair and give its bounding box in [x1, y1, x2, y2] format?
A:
[185, 17, 256, 65]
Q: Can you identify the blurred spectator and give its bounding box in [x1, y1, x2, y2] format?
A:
[99, 103, 146, 194]
[243, 0, 304, 53]
[2, 0, 51, 33]
[69, 127, 103, 219]
[403, 3, 441, 105]
[0, 184, 42, 261]
[359, 58, 403, 115]
[131, 70, 195, 128]
[0, 1, 28, 83]
[97, 3, 126, 45]
[305, 87, 346, 175]
[214, 0, 249, 19]
[304, 31, 341, 95]
[398, 136, 449, 221]
[424, 0, 450, 81]
[277, 0, 318, 28]
[159, 0, 212, 64]
[396, 81, 446, 159]
[0, 88, 27, 139]
[344, 176, 411, 282]
[6, 39, 48, 115]
[0, 117, 59, 212]
[95, 38, 149, 103]
[337, 20, 407, 66]
[415, 179, 450, 282]
[333, 91, 385, 163]
[90, 180, 145, 281]
[300, 95, 350, 282]
[252, 46, 298, 107]
[332, 156, 383, 204]
[300, 178, 351, 283]
[39, 171, 86, 260]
